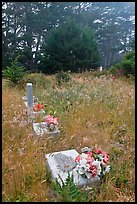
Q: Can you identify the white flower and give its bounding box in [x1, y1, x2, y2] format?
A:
[84, 163, 90, 172]
[92, 160, 102, 176]
[76, 165, 85, 175]
[79, 158, 87, 166]
[102, 165, 110, 175]
[80, 153, 88, 159]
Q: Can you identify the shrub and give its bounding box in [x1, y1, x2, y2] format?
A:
[2, 55, 28, 85]
[109, 51, 135, 77]
[18, 72, 51, 89]
[109, 63, 122, 76]
[121, 51, 135, 76]
[55, 70, 71, 85]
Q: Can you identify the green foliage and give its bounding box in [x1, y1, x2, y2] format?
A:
[121, 51, 135, 76]
[41, 18, 100, 73]
[2, 56, 28, 85]
[53, 173, 89, 202]
[55, 70, 71, 85]
[109, 51, 135, 77]
[109, 63, 121, 75]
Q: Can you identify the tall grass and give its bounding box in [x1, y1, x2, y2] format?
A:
[2, 72, 135, 202]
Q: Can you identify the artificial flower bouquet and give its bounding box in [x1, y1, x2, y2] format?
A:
[33, 103, 45, 112]
[45, 115, 59, 131]
[75, 147, 110, 179]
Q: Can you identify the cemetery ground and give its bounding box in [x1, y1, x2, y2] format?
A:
[2, 71, 135, 202]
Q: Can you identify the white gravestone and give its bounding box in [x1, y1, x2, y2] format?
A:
[99, 66, 103, 72]
[26, 83, 33, 108]
[45, 149, 100, 187]
[33, 122, 60, 138]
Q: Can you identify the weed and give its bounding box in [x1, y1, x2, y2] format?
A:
[53, 173, 89, 202]
[55, 70, 71, 85]
[2, 71, 135, 202]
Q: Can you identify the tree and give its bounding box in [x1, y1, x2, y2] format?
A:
[40, 18, 100, 73]
[2, 2, 135, 71]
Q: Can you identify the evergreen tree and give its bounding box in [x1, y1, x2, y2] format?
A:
[40, 18, 100, 73]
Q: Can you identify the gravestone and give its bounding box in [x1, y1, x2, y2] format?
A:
[45, 149, 100, 187]
[26, 83, 33, 108]
[33, 122, 60, 138]
[99, 66, 103, 72]
[54, 153, 76, 172]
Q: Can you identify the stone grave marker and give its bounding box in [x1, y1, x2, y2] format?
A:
[33, 122, 60, 138]
[26, 83, 33, 108]
[99, 66, 103, 72]
[22, 83, 45, 120]
[45, 149, 100, 187]
[54, 153, 76, 172]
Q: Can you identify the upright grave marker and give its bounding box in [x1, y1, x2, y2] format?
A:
[99, 66, 103, 72]
[26, 83, 33, 108]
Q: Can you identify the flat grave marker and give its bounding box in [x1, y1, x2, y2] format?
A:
[33, 122, 60, 138]
[45, 149, 100, 187]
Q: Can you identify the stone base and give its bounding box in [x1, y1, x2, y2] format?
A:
[33, 122, 60, 138]
[45, 149, 100, 187]
[27, 109, 46, 120]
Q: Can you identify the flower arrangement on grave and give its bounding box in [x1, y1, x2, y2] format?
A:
[33, 103, 45, 112]
[75, 147, 110, 179]
[45, 115, 59, 131]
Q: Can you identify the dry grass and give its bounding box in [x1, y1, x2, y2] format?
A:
[2, 72, 135, 202]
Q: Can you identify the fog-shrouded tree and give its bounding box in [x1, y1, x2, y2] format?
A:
[40, 18, 100, 73]
[2, 2, 135, 72]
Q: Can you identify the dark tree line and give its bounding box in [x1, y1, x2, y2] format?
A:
[2, 2, 135, 73]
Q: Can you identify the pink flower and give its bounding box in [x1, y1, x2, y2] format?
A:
[96, 148, 103, 154]
[75, 155, 81, 163]
[86, 155, 94, 165]
[45, 115, 58, 126]
[96, 148, 109, 164]
[103, 154, 109, 164]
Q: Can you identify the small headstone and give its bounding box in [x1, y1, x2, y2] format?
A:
[26, 83, 33, 108]
[33, 122, 60, 138]
[54, 153, 76, 172]
[45, 149, 100, 187]
[99, 66, 103, 72]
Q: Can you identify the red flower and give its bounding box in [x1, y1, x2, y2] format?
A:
[33, 103, 45, 111]
[89, 164, 97, 177]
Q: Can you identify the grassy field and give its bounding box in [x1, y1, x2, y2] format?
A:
[2, 71, 135, 202]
